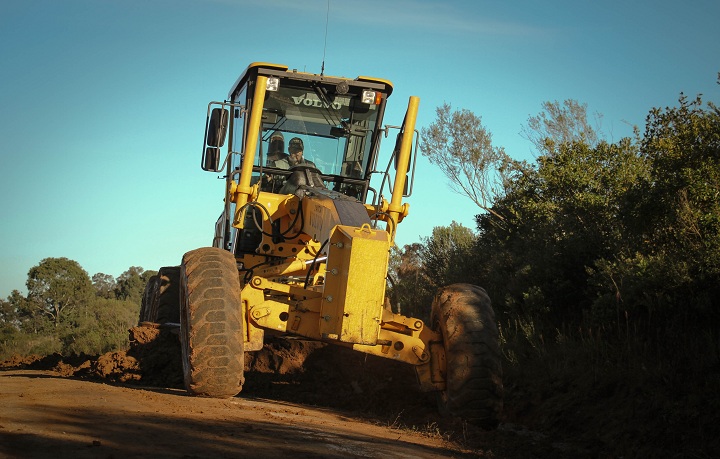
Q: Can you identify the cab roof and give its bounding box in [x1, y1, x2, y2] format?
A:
[228, 62, 394, 100]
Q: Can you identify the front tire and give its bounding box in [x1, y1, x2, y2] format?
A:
[180, 247, 245, 398]
[432, 283, 503, 429]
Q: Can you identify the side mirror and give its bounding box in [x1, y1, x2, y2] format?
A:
[202, 108, 228, 172]
[207, 108, 228, 147]
[203, 147, 221, 172]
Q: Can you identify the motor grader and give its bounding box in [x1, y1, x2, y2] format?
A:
[139, 62, 503, 428]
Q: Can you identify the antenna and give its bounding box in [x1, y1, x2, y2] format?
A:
[321, 0, 330, 76]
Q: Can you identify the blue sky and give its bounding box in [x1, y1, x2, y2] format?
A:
[1, 0, 718, 297]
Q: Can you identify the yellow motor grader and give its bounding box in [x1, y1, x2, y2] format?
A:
[140, 62, 502, 428]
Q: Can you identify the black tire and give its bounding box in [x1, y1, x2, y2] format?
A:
[180, 247, 245, 398]
[139, 275, 161, 324]
[432, 283, 503, 429]
[156, 266, 181, 324]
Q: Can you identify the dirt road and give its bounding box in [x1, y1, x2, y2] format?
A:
[0, 331, 582, 458]
[1, 369, 480, 459]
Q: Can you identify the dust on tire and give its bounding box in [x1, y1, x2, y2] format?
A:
[432, 283, 503, 429]
[180, 247, 245, 398]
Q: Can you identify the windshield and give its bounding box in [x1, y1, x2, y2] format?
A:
[253, 83, 380, 180]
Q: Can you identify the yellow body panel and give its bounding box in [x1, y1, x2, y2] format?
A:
[319, 224, 390, 345]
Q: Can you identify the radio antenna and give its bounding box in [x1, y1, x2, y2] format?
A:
[320, 0, 330, 76]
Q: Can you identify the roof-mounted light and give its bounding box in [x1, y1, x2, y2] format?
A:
[266, 77, 280, 91]
[361, 89, 382, 105]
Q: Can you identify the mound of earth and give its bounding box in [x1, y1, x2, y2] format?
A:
[1, 326, 437, 425]
[124, 325, 440, 423]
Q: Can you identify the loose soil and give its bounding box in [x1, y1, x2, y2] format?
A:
[2, 326, 717, 458]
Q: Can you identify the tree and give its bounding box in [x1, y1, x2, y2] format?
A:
[26, 258, 93, 327]
[0, 294, 20, 339]
[92, 273, 116, 299]
[59, 297, 140, 355]
[0, 295, 18, 330]
[521, 99, 604, 155]
[639, 94, 720, 266]
[1, 289, 61, 360]
[420, 103, 510, 220]
[0, 290, 37, 332]
[4, 259, 152, 359]
[387, 243, 433, 320]
[593, 93, 720, 324]
[420, 222, 476, 289]
[114, 266, 156, 304]
[475, 138, 646, 324]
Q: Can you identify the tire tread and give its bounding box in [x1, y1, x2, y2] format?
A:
[180, 247, 244, 398]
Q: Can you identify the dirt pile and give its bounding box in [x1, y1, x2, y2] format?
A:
[0, 327, 433, 423]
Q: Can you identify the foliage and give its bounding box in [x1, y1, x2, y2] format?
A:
[26, 257, 94, 327]
[589, 94, 720, 330]
[521, 99, 605, 155]
[419, 103, 510, 220]
[387, 222, 478, 324]
[58, 297, 140, 355]
[92, 272, 116, 299]
[639, 94, 720, 271]
[387, 243, 434, 323]
[419, 221, 476, 290]
[1, 259, 146, 360]
[114, 266, 156, 304]
[476, 138, 647, 325]
[475, 92, 720, 457]
[415, 91, 720, 351]
[0, 291, 22, 332]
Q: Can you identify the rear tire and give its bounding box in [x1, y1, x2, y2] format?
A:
[139, 267, 181, 325]
[156, 266, 181, 324]
[139, 275, 161, 324]
[180, 247, 245, 398]
[432, 283, 503, 429]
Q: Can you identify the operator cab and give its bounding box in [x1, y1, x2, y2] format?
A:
[228, 63, 393, 202]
